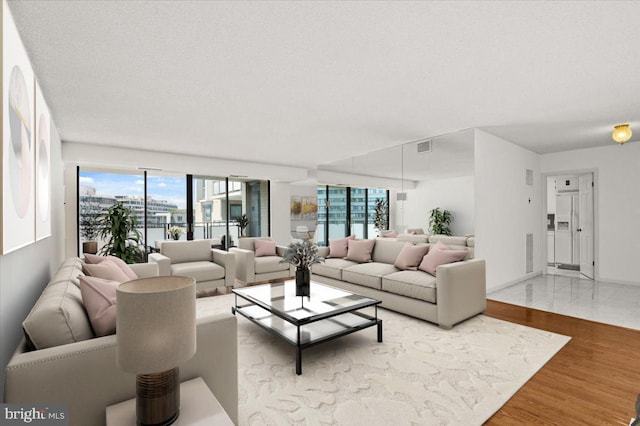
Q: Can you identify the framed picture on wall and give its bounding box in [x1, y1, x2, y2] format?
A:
[2, 1, 36, 254]
[35, 82, 52, 241]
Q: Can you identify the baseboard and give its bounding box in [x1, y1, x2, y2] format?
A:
[487, 271, 543, 294]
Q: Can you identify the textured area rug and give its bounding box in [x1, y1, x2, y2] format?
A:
[200, 294, 570, 425]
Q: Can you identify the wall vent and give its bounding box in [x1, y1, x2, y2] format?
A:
[417, 140, 432, 153]
[525, 233, 533, 273]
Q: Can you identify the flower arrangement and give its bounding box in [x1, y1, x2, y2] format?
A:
[279, 240, 325, 270]
[167, 225, 185, 240]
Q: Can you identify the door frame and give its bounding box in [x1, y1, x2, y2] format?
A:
[541, 168, 599, 280]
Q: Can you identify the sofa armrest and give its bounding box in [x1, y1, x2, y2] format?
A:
[435, 258, 486, 329]
[316, 246, 330, 258]
[229, 247, 255, 283]
[276, 245, 288, 256]
[4, 312, 238, 426]
[148, 252, 171, 276]
[211, 249, 236, 288]
[129, 262, 159, 278]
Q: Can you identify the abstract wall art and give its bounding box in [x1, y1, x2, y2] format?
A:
[35, 82, 51, 240]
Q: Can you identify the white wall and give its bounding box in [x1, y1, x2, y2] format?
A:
[269, 182, 292, 246]
[474, 129, 542, 291]
[541, 142, 640, 285]
[0, 124, 65, 401]
[396, 176, 475, 236]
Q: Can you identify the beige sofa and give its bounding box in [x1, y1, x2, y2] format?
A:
[148, 239, 236, 292]
[312, 235, 485, 329]
[3, 258, 238, 426]
[230, 237, 294, 284]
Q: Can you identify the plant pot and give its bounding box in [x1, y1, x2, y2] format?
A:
[295, 268, 310, 297]
[82, 241, 98, 254]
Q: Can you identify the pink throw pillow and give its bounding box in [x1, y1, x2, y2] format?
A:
[328, 235, 355, 258]
[79, 276, 118, 337]
[84, 254, 137, 281]
[394, 243, 430, 271]
[345, 239, 375, 263]
[254, 239, 277, 257]
[381, 230, 397, 238]
[83, 259, 131, 283]
[418, 241, 468, 276]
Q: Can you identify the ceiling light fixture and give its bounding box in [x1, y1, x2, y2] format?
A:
[612, 124, 632, 144]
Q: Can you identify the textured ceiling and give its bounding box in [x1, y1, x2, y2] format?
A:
[7, 1, 640, 173]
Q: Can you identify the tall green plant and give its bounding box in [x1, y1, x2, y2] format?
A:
[428, 207, 453, 236]
[98, 201, 143, 263]
[373, 198, 388, 232]
[80, 202, 101, 241]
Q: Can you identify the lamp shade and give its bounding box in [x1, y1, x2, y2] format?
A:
[116, 276, 196, 375]
[612, 124, 632, 143]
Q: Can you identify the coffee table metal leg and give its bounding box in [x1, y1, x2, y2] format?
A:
[296, 348, 302, 375]
[377, 319, 383, 342]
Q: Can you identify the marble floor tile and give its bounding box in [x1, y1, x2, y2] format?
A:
[488, 273, 640, 330]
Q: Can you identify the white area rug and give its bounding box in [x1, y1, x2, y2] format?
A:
[201, 294, 570, 425]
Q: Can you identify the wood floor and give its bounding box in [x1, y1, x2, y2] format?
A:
[484, 300, 640, 425]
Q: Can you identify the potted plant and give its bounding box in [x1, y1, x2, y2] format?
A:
[373, 198, 389, 236]
[280, 240, 325, 296]
[428, 207, 453, 236]
[80, 202, 101, 254]
[167, 225, 185, 240]
[98, 201, 143, 264]
[235, 214, 249, 237]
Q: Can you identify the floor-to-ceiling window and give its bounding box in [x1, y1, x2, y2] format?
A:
[317, 185, 389, 246]
[79, 168, 270, 258]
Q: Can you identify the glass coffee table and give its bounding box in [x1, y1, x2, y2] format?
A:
[232, 280, 382, 375]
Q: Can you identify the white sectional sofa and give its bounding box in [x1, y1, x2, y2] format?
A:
[3, 258, 238, 426]
[312, 235, 485, 329]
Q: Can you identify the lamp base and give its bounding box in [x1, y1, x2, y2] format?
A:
[136, 367, 180, 426]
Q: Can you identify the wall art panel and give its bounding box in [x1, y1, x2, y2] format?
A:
[2, 1, 36, 254]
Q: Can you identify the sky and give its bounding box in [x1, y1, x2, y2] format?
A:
[79, 171, 187, 209]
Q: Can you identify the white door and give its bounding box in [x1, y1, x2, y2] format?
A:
[578, 173, 594, 279]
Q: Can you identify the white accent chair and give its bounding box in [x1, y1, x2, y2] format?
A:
[229, 237, 293, 284]
[148, 239, 235, 292]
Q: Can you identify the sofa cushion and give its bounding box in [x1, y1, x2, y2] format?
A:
[83, 254, 138, 280]
[393, 243, 430, 271]
[82, 259, 130, 283]
[397, 234, 430, 244]
[79, 276, 118, 337]
[312, 258, 358, 280]
[382, 271, 437, 303]
[254, 239, 277, 257]
[371, 238, 406, 264]
[381, 230, 397, 238]
[428, 235, 468, 247]
[342, 262, 399, 290]
[327, 235, 355, 258]
[346, 239, 375, 263]
[255, 256, 290, 274]
[161, 240, 212, 264]
[418, 241, 469, 276]
[22, 259, 95, 350]
[171, 261, 225, 282]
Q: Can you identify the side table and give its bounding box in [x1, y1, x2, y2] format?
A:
[106, 377, 234, 426]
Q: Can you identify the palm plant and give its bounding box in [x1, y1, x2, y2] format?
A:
[98, 201, 143, 263]
[428, 207, 453, 236]
[373, 198, 388, 233]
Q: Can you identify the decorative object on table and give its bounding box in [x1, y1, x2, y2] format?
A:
[116, 276, 196, 426]
[167, 225, 185, 240]
[80, 202, 101, 254]
[428, 207, 453, 236]
[98, 201, 143, 263]
[235, 214, 249, 237]
[280, 240, 324, 296]
[373, 198, 389, 236]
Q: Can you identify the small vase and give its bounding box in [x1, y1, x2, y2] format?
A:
[295, 268, 311, 297]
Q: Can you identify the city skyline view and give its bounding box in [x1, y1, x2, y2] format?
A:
[79, 171, 187, 209]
